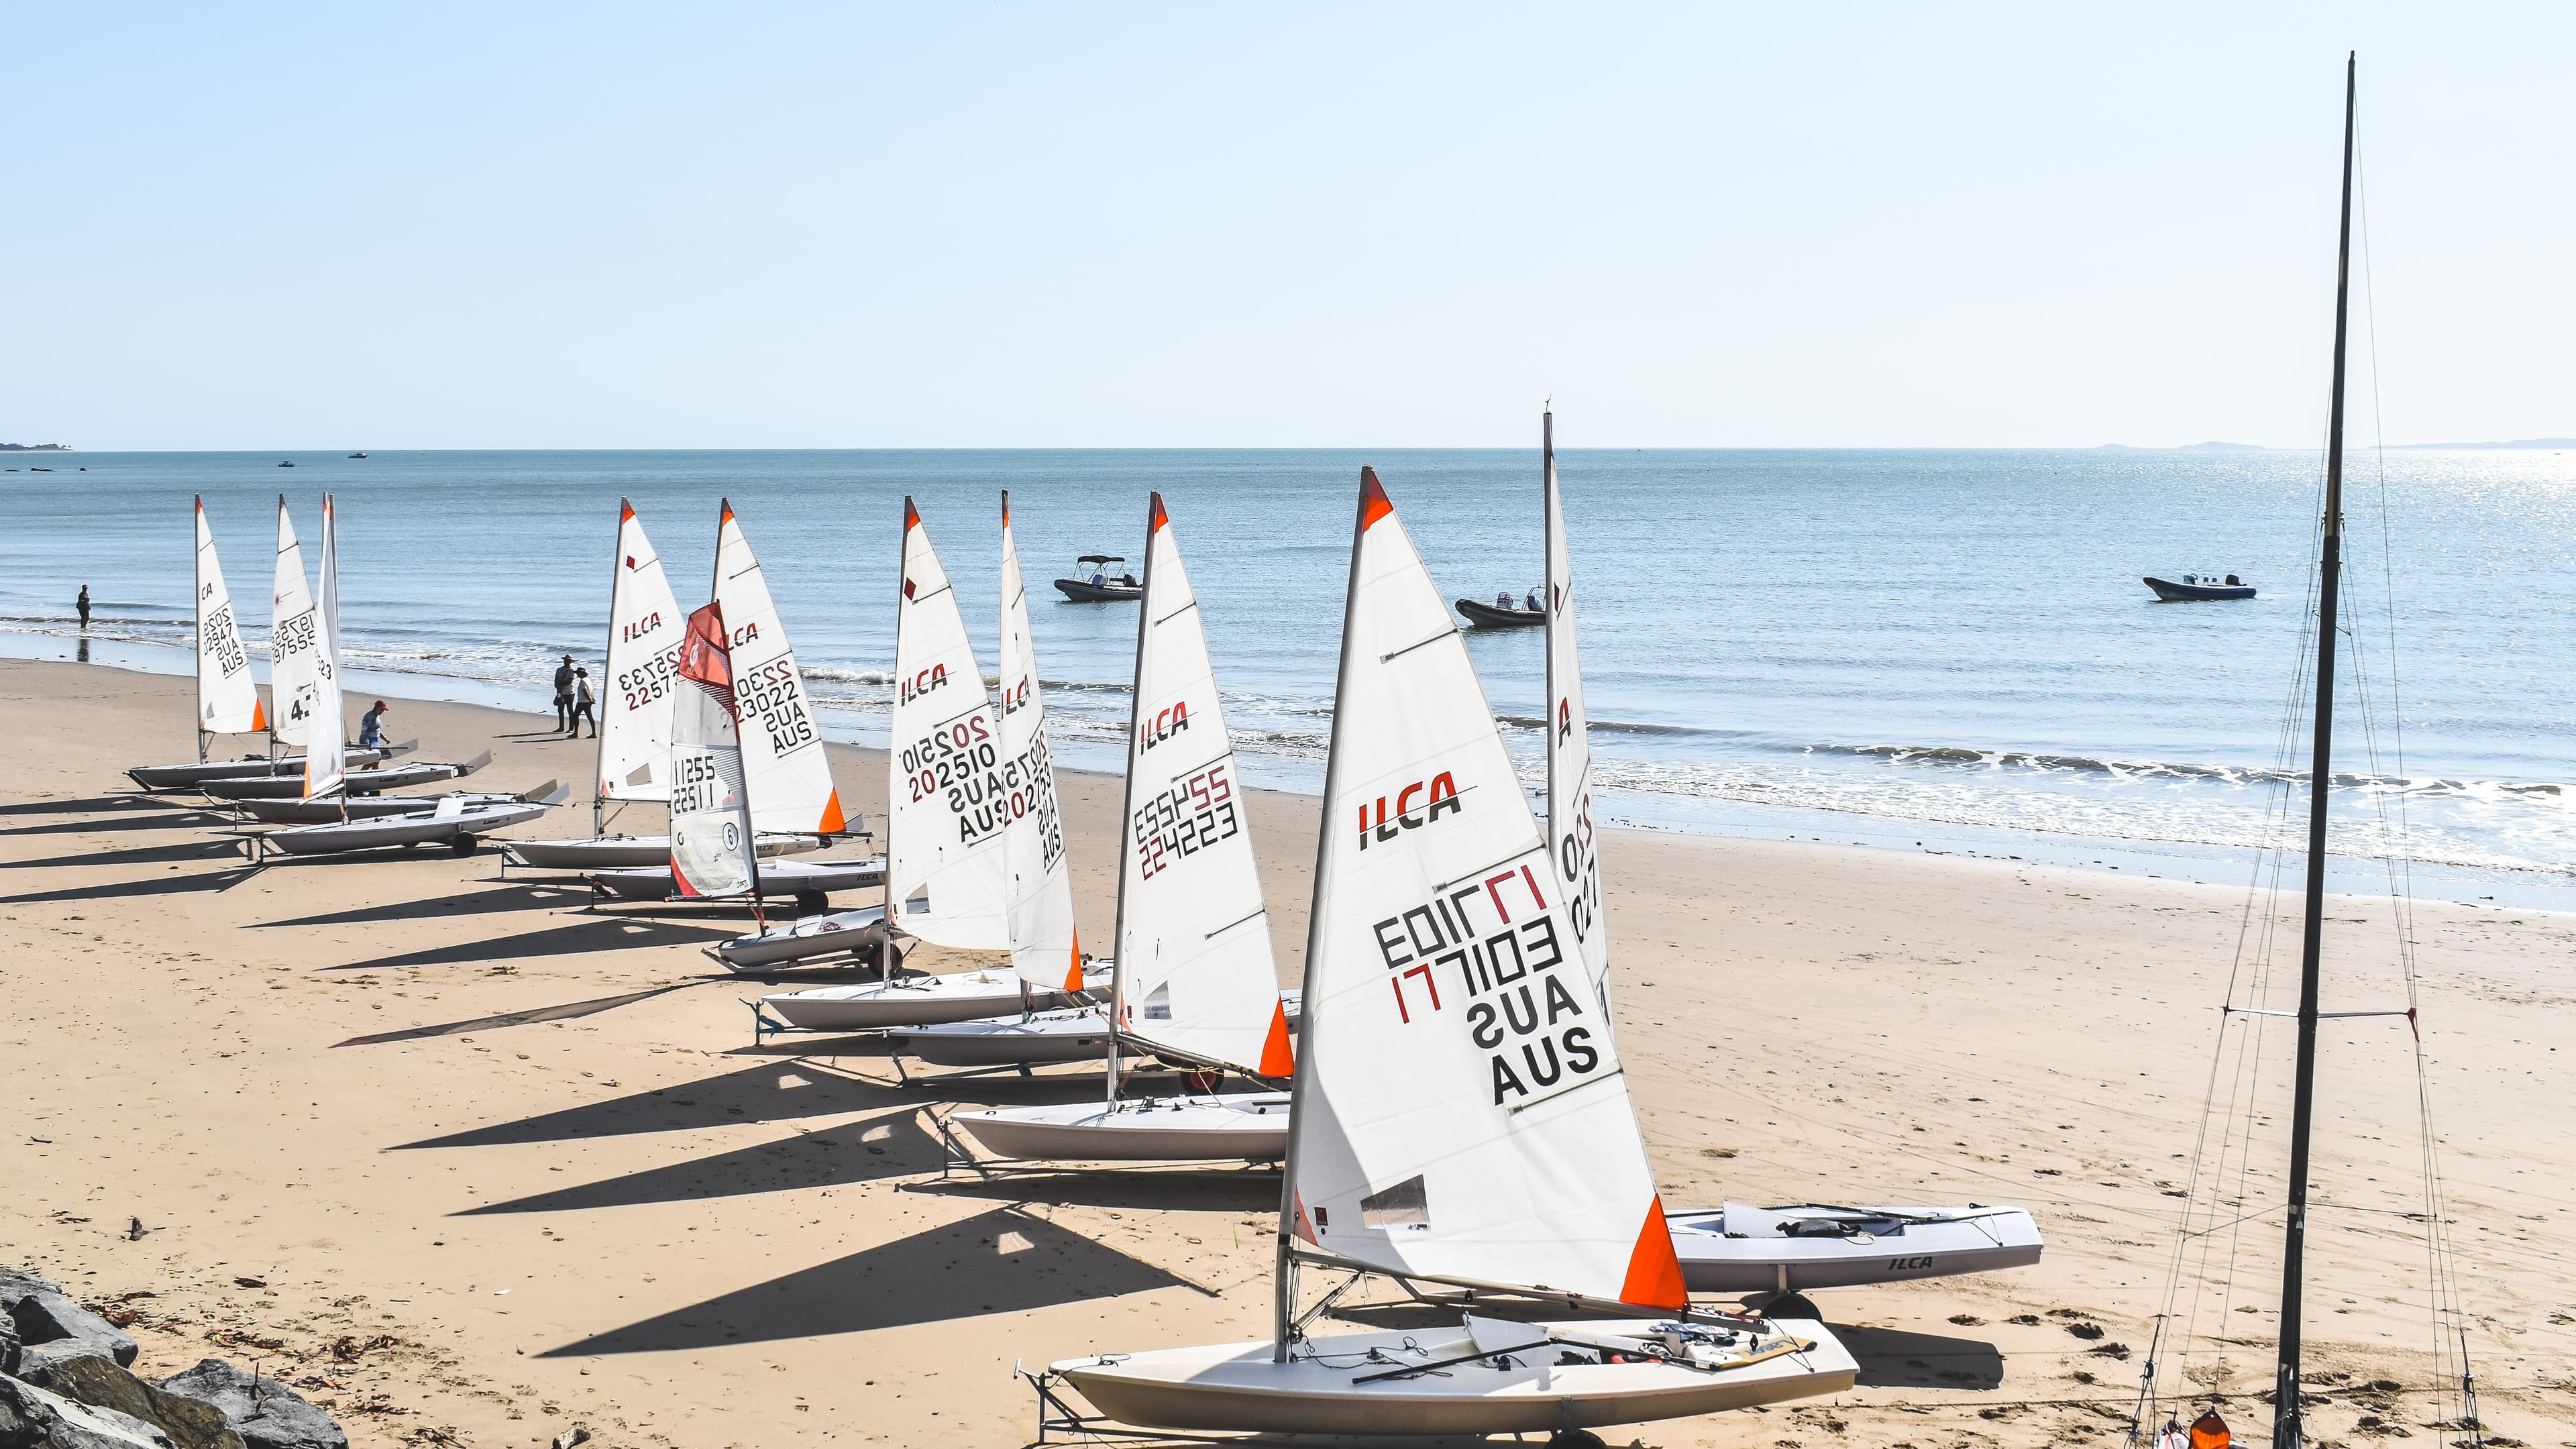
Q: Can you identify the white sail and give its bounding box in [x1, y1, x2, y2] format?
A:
[1112, 493, 1291, 1077]
[596, 499, 686, 804]
[268, 496, 321, 747]
[712, 500, 847, 835]
[998, 492, 1083, 991]
[668, 602, 759, 898]
[193, 497, 263, 737]
[886, 497, 1010, 951]
[1281, 468, 1684, 1311]
[1542, 413, 1609, 998]
[303, 496, 346, 800]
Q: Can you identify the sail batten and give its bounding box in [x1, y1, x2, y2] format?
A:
[1110, 492, 1282, 1078]
[1279, 467, 1679, 1311]
[712, 501, 845, 836]
[886, 498, 1010, 950]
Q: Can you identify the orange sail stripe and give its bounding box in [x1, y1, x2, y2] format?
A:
[904, 495, 920, 530]
[818, 788, 847, 835]
[1001, 490, 1012, 527]
[1359, 466, 1393, 528]
[1149, 491, 1168, 533]
[1061, 934, 1083, 992]
[620, 497, 635, 522]
[719, 497, 735, 527]
[251, 698, 268, 733]
[1258, 998, 1294, 1077]
[1618, 1196, 1689, 1310]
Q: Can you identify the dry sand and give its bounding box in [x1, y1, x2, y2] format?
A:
[1, 657, 2568, 1448]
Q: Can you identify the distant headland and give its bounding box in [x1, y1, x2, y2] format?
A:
[0, 443, 72, 451]
[2095, 437, 2572, 451]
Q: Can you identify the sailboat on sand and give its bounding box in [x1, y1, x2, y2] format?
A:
[747, 496, 1111, 1024]
[506, 499, 835, 871]
[584, 500, 883, 902]
[125, 496, 398, 790]
[944, 492, 1295, 1159]
[1045, 468, 1854, 1436]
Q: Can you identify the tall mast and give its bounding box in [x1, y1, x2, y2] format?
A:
[1102, 492, 1162, 1109]
[591, 500, 625, 839]
[2273, 51, 2357, 1449]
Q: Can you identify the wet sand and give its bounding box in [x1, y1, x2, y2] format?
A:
[1, 657, 2567, 1448]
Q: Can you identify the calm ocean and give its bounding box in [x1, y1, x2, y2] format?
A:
[7, 447, 2572, 906]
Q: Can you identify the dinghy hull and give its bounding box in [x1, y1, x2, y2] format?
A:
[957, 1091, 1289, 1161]
[239, 792, 521, 824]
[264, 800, 549, 856]
[127, 748, 391, 791]
[894, 990, 1302, 1067]
[1668, 1203, 2044, 1293]
[1055, 1318, 1856, 1435]
[1454, 597, 1546, 628]
[760, 963, 1110, 1031]
[203, 759, 475, 801]
[586, 855, 885, 903]
[504, 832, 824, 871]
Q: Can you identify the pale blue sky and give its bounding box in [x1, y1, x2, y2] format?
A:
[5, 4, 2568, 449]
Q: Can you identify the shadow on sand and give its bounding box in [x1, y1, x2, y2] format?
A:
[258, 882, 594, 928]
[538, 1205, 1202, 1356]
[1839, 1322, 2005, 1390]
[323, 917, 734, 973]
[459, 1109, 942, 1214]
[914, 1167, 1281, 1216]
[0, 869, 260, 906]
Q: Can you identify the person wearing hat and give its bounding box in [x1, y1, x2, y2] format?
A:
[553, 654, 577, 734]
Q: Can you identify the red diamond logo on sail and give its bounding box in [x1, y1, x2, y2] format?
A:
[902, 578, 916, 600]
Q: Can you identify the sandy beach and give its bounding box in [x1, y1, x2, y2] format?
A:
[1, 656, 2567, 1449]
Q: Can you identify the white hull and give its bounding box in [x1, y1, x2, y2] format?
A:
[893, 989, 1304, 1067]
[760, 963, 1110, 1031]
[504, 831, 824, 871]
[1670, 1203, 2045, 1294]
[956, 1091, 1290, 1161]
[240, 791, 521, 824]
[203, 757, 476, 801]
[587, 855, 885, 903]
[264, 800, 549, 856]
[714, 904, 893, 969]
[126, 747, 392, 791]
[1056, 1316, 1856, 1435]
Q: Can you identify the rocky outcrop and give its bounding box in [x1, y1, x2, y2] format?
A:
[14, 1359, 241, 1449]
[7, 1301, 136, 1376]
[0, 1373, 172, 1449]
[149, 1365, 341, 1449]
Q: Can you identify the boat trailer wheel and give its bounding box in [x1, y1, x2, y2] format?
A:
[794, 889, 828, 916]
[451, 833, 480, 856]
[1547, 1432, 1607, 1449]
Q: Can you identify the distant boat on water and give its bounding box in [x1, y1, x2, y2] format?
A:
[2144, 574, 2253, 601]
[347, 451, 368, 459]
[278, 460, 295, 468]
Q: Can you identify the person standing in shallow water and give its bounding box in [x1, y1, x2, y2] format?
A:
[75, 586, 89, 629]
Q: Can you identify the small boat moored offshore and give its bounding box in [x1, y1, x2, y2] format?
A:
[1455, 586, 1546, 627]
[1052, 554, 1141, 601]
[1668, 1203, 2046, 1295]
[2143, 573, 2255, 601]
[201, 751, 491, 801]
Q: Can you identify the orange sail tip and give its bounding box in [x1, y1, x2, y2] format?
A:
[251, 699, 269, 733]
[1291, 1193, 1318, 1246]
[620, 498, 635, 521]
[1258, 1000, 1295, 1077]
[1001, 490, 1011, 527]
[818, 789, 847, 835]
[904, 496, 920, 530]
[1618, 1196, 1688, 1311]
[1061, 936, 1084, 992]
[1359, 467, 1393, 529]
[1149, 492, 1169, 533]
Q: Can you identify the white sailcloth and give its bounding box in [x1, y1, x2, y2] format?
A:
[1282, 467, 1684, 1311]
[1542, 413, 1609, 997]
[1112, 493, 1292, 1077]
[712, 500, 847, 835]
[668, 602, 759, 898]
[597, 499, 686, 804]
[193, 497, 264, 737]
[885, 497, 1010, 950]
[302, 496, 346, 800]
[268, 496, 322, 746]
[998, 492, 1083, 991]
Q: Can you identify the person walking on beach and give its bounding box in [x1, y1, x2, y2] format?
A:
[552, 654, 576, 733]
[569, 669, 597, 739]
[75, 586, 90, 629]
[359, 700, 389, 749]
